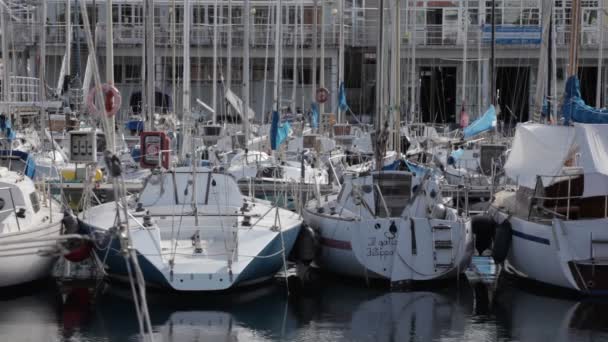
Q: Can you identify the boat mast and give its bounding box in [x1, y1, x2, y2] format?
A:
[182, 0, 191, 160]
[243, 0, 251, 143]
[568, 0, 581, 77]
[261, 3, 273, 125]
[312, 0, 318, 116]
[375, 0, 385, 130]
[461, 0, 468, 120]
[65, 0, 72, 93]
[1, 6, 8, 102]
[533, 0, 553, 122]
[226, 0, 233, 93]
[273, 0, 282, 114]
[320, 1, 326, 125]
[291, 3, 298, 111]
[212, 0, 218, 124]
[390, 0, 400, 153]
[144, 0, 155, 130]
[490, 0, 496, 106]
[596, 0, 604, 107]
[547, 13, 553, 117]
[39, 1, 47, 110]
[337, 0, 345, 123]
[106, 0, 115, 147]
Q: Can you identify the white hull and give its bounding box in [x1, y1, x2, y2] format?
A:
[304, 207, 474, 283]
[0, 222, 62, 287]
[491, 208, 608, 294]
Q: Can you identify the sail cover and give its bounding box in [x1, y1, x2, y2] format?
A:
[463, 105, 497, 138]
[505, 122, 608, 196]
[562, 76, 608, 125]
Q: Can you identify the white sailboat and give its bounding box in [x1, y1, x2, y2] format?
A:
[302, 0, 473, 285]
[0, 167, 63, 287]
[484, 122, 608, 294]
[303, 170, 473, 284]
[82, 167, 302, 291]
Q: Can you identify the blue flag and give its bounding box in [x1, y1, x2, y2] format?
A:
[311, 102, 320, 129]
[270, 110, 291, 150]
[338, 82, 349, 112]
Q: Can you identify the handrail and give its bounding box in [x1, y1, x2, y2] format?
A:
[528, 172, 608, 220]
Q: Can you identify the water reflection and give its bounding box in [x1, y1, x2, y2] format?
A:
[289, 280, 475, 342]
[493, 282, 608, 342]
[2, 275, 608, 342]
[0, 282, 62, 342]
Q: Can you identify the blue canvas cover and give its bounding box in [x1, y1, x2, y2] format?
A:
[126, 120, 144, 132]
[463, 105, 497, 138]
[562, 75, 608, 125]
[270, 110, 291, 150]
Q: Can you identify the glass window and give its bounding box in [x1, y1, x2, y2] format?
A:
[125, 65, 142, 83]
[468, 9, 480, 25]
[113, 64, 123, 84]
[193, 6, 205, 24]
[503, 9, 521, 25]
[373, 173, 412, 217]
[485, 9, 502, 25]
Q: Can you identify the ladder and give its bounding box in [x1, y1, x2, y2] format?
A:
[432, 223, 454, 271]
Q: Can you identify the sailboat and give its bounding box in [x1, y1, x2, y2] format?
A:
[303, 0, 473, 286]
[477, 0, 608, 295]
[80, 0, 302, 292]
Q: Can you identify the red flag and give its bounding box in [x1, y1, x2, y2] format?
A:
[460, 103, 469, 128]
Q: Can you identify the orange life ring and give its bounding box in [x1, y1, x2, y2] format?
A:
[87, 84, 122, 117]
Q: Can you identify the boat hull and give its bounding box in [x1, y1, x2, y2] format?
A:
[0, 222, 62, 287]
[84, 221, 301, 292]
[304, 207, 474, 284]
[491, 209, 608, 295]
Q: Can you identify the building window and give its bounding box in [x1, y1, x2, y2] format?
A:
[113, 64, 123, 84]
[125, 65, 142, 83]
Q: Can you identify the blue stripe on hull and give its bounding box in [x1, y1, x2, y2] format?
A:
[511, 229, 551, 245]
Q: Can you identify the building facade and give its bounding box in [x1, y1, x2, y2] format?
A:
[1, 0, 607, 124]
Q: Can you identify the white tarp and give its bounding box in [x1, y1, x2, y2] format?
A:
[505, 123, 608, 196]
[225, 88, 255, 121]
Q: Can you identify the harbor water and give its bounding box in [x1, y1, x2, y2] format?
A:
[2, 257, 608, 342]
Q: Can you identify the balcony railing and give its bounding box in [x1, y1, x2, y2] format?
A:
[36, 22, 608, 50]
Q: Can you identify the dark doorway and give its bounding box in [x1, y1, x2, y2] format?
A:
[420, 66, 457, 123]
[578, 66, 598, 106]
[496, 67, 530, 126]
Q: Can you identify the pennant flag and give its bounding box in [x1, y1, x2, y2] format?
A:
[311, 102, 320, 129]
[459, 102, 469, 128]
[338, 82, 349, 112]
[270, 110, 291, 150]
